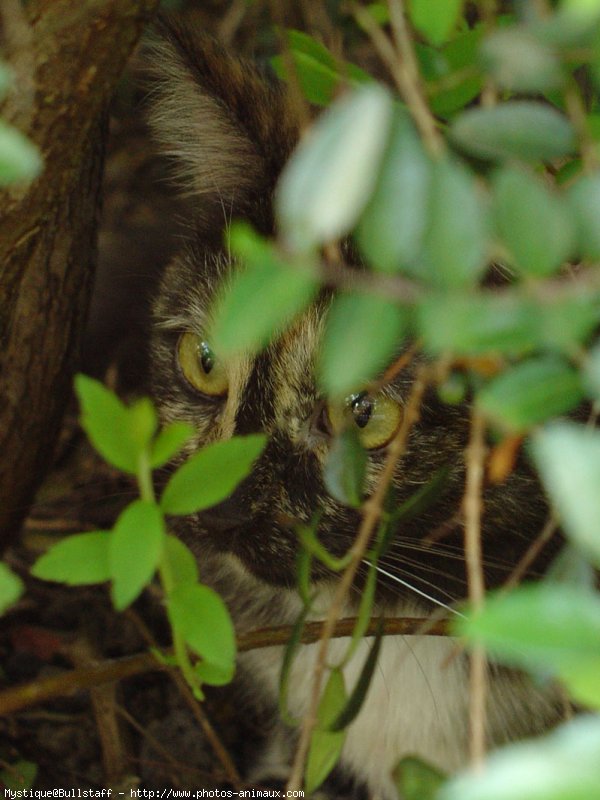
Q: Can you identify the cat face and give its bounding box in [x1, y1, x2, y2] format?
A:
[147, 19, 552, 605]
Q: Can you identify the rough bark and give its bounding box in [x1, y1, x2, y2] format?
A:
[0, 0, 159, 546]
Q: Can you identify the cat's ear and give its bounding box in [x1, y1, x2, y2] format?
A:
[144, 18, 299, 231]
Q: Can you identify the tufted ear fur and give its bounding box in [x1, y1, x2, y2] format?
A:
[145, 18, 299, 236]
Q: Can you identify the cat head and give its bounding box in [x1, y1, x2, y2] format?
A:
[146, 19, 550, 606]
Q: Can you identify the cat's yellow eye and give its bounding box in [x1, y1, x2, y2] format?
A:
[177, 333, 229, 397]
[328, 391, 402, 450]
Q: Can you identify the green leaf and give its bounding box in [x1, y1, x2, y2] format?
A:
[318, 292, 407, 398]
[493, 167, 574, 277]
[279, 606, 309, 726]
[454, 583, 600, 674]
[74, 374, 140, 474]
[0, 562, 24, 615]
[393, 756, 445, 800]
[481, 29, 564, 92]
[298, 525, 352, 572]
[438, 716, 600, 800]
[128, 397, 158, 451]
[478, 357, 583, 433]
[584, 340, 600, 401]
[271, 31, 370, 107]
[305, 669, 347, 793]
[31, 532, 111, 585]
[408, 0, 464, 46]
[150, 421, 194, 468]
[567, 171, 600, 260]
[0, 759, 38, 791]
[559, 657, 600, 709]
[167, 583, 236, 670]
[276, 84, 393, 250]
[211, 224, 318, 357]
[163, 535, 199, 588]
[357, 110, 431, 273]
[329, 623, 383, 731]
[421, 157, 488, 287]
[109, 500, 165, 610]
[534, 293, 600, 352]
[194, 659, 235, 687]
[532, 422, 600, 567]
[0, 62, 13, 99]
[450, 102, 576, 162]
[161, 434, 266, 515]
[323, 427, 367, 507]
[0, 120, 42, 186]
[417, 292, 536, 356]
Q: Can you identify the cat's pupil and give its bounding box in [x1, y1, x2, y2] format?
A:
[199, 341, 214, 374]
[349, 392, 373, 429]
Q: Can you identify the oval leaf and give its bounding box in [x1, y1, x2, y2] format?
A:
[163, 535, 199, 588]
[450, 102, 576, 162]
[319, 292, 407, 398]
[567, 171, 600, 260]
[109, 500, 165, 610]
[408, 0, 464, 46]
[276, 84, 393, 249]
[0, 562, 24, 615]
[167, 583, 236, 670]
[532, 422, 600, 567]
[211, 225, 318, 357]
[305, 669, 347, 793]
[493, 167, 574, 277]
[477, 357, 583, 433]
[150, 422, 194, 468]
[31, 532, 111, 586]
[161, 434, 266, 515]
[0, 119, 42, 186]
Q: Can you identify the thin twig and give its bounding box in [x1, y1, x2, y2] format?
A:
[286, 367, 430, 792]
[0, 616, 449, 717]
[463, 409, 488, 768]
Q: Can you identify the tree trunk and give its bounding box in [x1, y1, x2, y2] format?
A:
[0, 0, 159, 547]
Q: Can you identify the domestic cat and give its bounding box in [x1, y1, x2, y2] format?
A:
[145, 18, 562, 799]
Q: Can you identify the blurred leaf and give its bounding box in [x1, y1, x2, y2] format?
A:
[533, 293, 600, 352]
[305, 669, 347, 793]
[31, 532, 111, 586]
[299, 524, 352, 572]
[110, 500, 164, 610]
[163, 535, 199, 588]
[357, 110, 431, 273]
[584, 340, 600, 401]
[532, 422, 600, 567]
[481, 28, 564, 92]
[161, 434, 266, 515]
[438, 716, 600, 800]
[567, 171, 600, 260]
[329, 622, 383, 732]
[271, 30, 370, 107]
[417, 27, 483, 117]
[212, 224, 317, 357]
[323, 427, 367, 507]
[167, 583, 236, 670]
[450, 102, 576, 162]
[276, 84, 393, 249]
[128, 398, 158, 451]
[318, 292, 407, 398]
[0, 62, 13, 98]
[279, 606, 309, 726]
[0, 562, 24, 615]
[150, 422, 194, 468]
[478, 357, 583, 433]
[75, 374, 140, 474]
[422, 157, 488, 287]
[0, 759, 38, 791]
[393, 756, 445, 800]
[454, 583, 600, 673]
[493, 167, 574, 276]
[194, 659, 235, 687]
[560, 657, 600, 709]
[0, 120, 42, 186]
[418, 292, 536, 356]
[408, 0, 464, 46]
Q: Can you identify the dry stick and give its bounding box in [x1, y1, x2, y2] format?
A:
[503, 513, 559, 592]
[463, 409, 488, 769]
[285, 367, 430, 793]
[127, 609, 242, 788]
[386, 0, 445, 156]
[0, 617, 449, 718]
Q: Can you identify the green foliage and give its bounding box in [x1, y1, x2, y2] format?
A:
[0, 759, 38, 791]
[393, 757, 445, 800]
[0, 562, 24, 615]
[31, 376, 265, 697]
